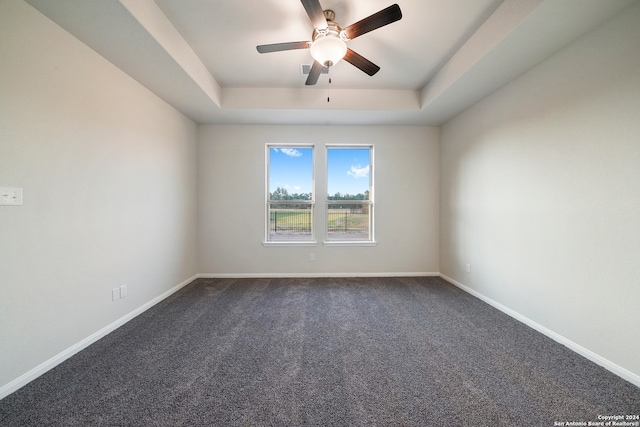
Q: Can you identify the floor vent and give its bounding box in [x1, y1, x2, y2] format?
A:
[300, 64, 330, 75]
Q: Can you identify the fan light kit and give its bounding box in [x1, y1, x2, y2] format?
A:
[257, 0, 402, 85]
[309, 9, 347, 67]
[310, 35, 347, 67]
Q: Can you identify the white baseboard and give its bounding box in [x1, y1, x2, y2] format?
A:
[198, 272, 440, 279]
[0, 274, 199, 400]
[439, 274, 640, 388]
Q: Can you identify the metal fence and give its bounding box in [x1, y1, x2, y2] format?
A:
[270, 209, 311, 234]
[268, 206, 370, 240]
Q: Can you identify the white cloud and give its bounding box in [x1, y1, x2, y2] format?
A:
[281, 184, 302, 192]
[278, 148, 303, 157]
[347, 164, 369, 179]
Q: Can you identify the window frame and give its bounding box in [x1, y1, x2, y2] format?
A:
[264, 144, 316, 246]
[324, 144, 375, 246]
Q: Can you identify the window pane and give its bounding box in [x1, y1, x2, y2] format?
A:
[327, 148, 370, 200]
[327, 147, 372, 241]
[267, 146, 314, 242]
[327, 203, 370, 240]
[269, 203, 312, 241]
[269, 147, 313, 201]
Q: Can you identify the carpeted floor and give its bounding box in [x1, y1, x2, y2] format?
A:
[1, 276, 638, 426]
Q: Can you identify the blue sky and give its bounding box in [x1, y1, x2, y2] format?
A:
[327, 148, 370, 196]
[269, 147, 370, 196]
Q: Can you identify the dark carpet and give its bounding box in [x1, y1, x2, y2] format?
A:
[1, 276, 638, 426]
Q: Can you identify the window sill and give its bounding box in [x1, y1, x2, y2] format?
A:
[322, 241, 377, 247]
[263, 241, 317, 247]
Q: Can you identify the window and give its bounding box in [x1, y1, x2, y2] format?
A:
[266, 146, 314, 243]
[326, 146, 373, 242]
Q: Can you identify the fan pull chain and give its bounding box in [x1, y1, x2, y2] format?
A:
[327, 76, 332, 103]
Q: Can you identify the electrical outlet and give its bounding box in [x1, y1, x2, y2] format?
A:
[466, 263, 471, 273]
[309, 253, 315, 262]
[112, 288, 121, 301]
[120, 284, 128, 298]
[0, 187, 23, 206]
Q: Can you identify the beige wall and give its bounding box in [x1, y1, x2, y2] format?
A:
[0, 1, 199, 393]
[198, 124, 440, 276]
[440, 3, 640, 382]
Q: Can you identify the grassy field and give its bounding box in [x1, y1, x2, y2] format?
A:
[327, 211, 369, 232]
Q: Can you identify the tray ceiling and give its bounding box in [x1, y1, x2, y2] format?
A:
[25, 0, 638, 125]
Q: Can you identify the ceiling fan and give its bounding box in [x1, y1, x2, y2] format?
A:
[256, 0, 402, 85]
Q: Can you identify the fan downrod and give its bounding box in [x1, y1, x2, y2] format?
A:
[323, 10, 335, 21]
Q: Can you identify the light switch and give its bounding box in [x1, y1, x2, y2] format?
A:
[0, 187, 23, 206]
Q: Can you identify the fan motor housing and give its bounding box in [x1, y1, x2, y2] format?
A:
[312, 10, 345, 42]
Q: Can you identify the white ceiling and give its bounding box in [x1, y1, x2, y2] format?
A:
[154, 0, 502, 90]
[25, 0, 638, 125]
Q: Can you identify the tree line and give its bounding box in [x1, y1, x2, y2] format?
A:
[270, 187, 369, 201]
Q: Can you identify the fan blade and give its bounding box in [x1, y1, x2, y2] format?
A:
[343, 49, 380, 76]
[305, 61, 322, 85]
[301, 0, 328, 30]
[257, 41, 310, 54]
[343, 4, 402, 40]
